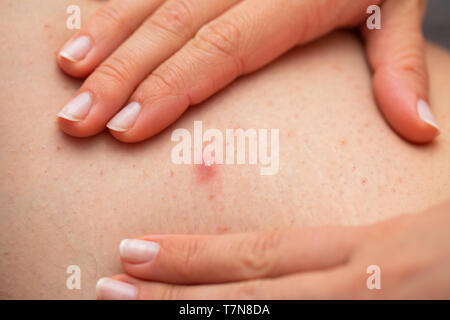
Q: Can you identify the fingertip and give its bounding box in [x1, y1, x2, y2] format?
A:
[417, 99, 440, 134]
[56, 51, 97, 79]
[56, 111, 107, 138]
[57, 34, 97, 78]
[373, 67, 439, 144]
[108, 129, 143, 143]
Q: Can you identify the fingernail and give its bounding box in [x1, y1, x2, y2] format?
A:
[57, 92, 92, 121]
[120, 239, 160, 263]
[96, 278, 137, 300]
[417, 99, 440, 132]
[59, 35, 92, 62]
[107, 102, 141, 132]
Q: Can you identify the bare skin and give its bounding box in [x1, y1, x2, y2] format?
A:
[0, 0, 450, 299]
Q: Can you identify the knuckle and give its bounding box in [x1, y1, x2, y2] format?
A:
[232, 281, 261, 299]
[96, 55, 134, 85]
[239, 232, 282, 276]
[149, 0, 195, 39]
[175, 237, 201, 277]
[398, 53, 428, 84]
[160, 284, 181, 300]
[150, 63, 186, 92]
[193, 20, 244, 73]
[95, 4, 129, 31]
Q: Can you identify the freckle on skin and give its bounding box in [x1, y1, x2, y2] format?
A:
[362, 178, 367, 185]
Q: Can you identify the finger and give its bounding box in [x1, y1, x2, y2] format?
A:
[58, 0, 163, 78]
[57, 0, 240, 138]
[106, 0, 383, 142]
[362, 0, 439, 143]
[97, 268, 350, 299]
[118, 227, 365, 284]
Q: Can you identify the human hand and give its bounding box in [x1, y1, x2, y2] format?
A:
[96, 200, 450, 299]
[57, 0, 439, 143]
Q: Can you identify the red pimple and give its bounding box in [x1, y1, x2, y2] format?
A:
[194, 159, 217, 183]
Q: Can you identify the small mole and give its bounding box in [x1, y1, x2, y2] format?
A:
[340, 140, 347, 146]
[208, 194, 215, 201]
[170, 170, 174, 178]
[43, 23, 51, 28]
[56, 145, 62, 151]
[361, 178, 367, 184]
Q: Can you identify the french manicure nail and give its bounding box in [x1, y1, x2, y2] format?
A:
[96, 278, 137, 300]
[417, 99, 440, 131]
[59, 35, 92, 62]
[120, 239, 160, 263]
[107, 102, 141, 132]
[57, 92, 92, 121]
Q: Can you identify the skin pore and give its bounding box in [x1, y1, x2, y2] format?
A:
[0, 0, 450, 299]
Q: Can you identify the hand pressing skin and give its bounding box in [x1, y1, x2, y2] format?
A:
[96, 200, 450, 299]
[57, 0, 439, 143]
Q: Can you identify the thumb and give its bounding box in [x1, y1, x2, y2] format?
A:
[362, 0, 439, 143]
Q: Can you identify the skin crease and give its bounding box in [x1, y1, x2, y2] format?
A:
[0, 0, 450, 299]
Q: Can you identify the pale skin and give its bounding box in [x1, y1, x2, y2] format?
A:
[55, 0, 449, 299]
[1, 0, 450, 299]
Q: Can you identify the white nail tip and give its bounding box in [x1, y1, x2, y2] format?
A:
[57, 111, 82, 122]
[59, 51, 76, 62]
[107, 102, 141, 132]
[57, 92, 93, 121]
[417, 99, 440, 131]
[96, 278, 137, 300]
[119, 239, 160, 263]
[59, 35, 92, 62]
